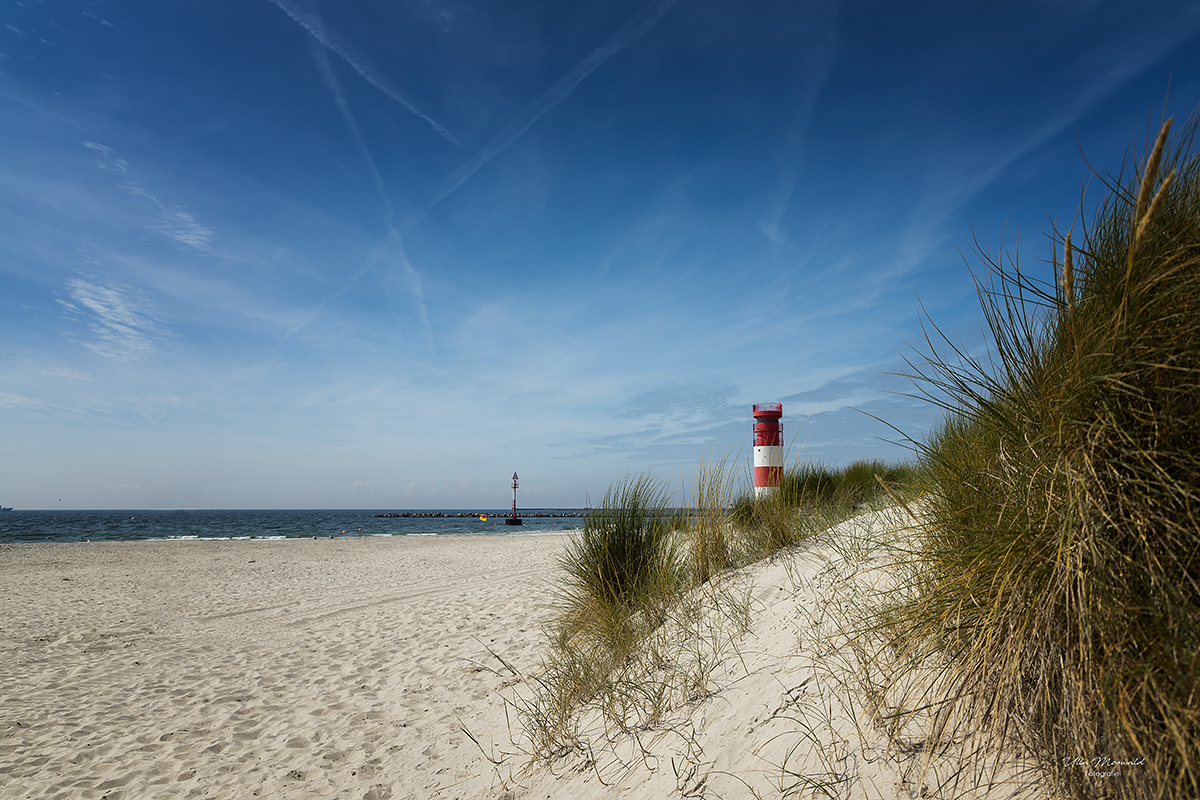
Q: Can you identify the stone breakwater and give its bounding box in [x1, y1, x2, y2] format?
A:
[372, 511, 586, 518]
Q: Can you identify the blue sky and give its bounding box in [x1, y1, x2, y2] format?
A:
[3, 1, 1199, 510]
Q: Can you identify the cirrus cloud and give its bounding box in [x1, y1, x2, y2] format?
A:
[58, 277, 164, 361]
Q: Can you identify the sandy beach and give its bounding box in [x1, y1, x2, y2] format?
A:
[1, 515, 1045, 800]
[0, 534, 569, 800]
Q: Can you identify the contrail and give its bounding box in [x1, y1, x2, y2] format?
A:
[414, 0, 681, 218]
[272, 230, 429, 352]
[303, 12, 395, 228]
[760, 4, 839, 247]
[306, 32, 434, 344]
[260, 0, 680, 358]
[229, 232, 417, 384]
[861, 9, 1200, 303]
[269, 1, 434, 355]
[265, 0, 464, 147]
[281, 233, 395, 346]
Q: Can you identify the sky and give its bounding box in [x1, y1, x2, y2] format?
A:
[3, 1, 1200, 510]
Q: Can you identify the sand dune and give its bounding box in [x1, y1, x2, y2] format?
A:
[499, 508, 1046, 799]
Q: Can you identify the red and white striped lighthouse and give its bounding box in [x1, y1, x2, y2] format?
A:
[752, 403, 783, 499]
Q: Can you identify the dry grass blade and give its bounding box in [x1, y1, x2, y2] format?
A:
[874, 473, 918, 524]
[1062, 229, 1082, 374]
[1134, 115, 1173, 225]
[1134, 167, 1176, 248]
[1062, 229, 1075, 312]
[1122, 116, 1176, 328]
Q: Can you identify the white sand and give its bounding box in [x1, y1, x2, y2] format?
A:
[1, 513, 1047, 800]
[1, 534, 568, 800]
[502, 508, 1047, 799]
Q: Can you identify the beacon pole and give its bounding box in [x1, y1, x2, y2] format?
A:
[506, 472, 523, 525]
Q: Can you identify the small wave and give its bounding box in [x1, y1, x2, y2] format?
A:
[145, 534, 292, 542]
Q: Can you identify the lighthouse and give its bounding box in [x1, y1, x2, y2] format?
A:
[506, 472, 523, 525]
[752, 403, 783, 499]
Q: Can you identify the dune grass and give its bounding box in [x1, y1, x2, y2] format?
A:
[520, 457, 916, 760]
[506, 109, 1198, 800]
[892, 112, 1200, 800]
[515, 472, 687, 756]
[549, 472, 679, 707]
[730, 459, 919, 561]
[559, 472, 678, 624]
[679, 451, 738, 586]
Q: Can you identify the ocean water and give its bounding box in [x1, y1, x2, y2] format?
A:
[0, 509, 585, 544]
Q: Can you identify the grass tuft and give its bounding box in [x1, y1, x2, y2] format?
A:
[553, 472, 679, 683]
[680, 452, 738, 585]
[896, 110, 1200, 800]
[561, 472, 677, 616]
[731, 459, 919, 561]
[519, 457, 918, 762]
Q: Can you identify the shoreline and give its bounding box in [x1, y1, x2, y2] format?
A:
[0, 509, 583, 546]
[0, 528, 576, 547]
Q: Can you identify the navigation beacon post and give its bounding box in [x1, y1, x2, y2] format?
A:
[752, 403, 783, 499]
[506, 472, 523, 525]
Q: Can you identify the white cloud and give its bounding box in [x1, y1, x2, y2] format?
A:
[83, 141, 128, 174]
[125, 185, 215, 253]
[81, 142, 215, 252]
[60, 277, 163, 361]
[0, 390, 86, 415]
[153, 206, 215, 253]
[0, 391, 48, 411]
[39, 363, 93, 381]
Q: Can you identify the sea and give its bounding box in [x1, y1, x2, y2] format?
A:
[0, 509, 586, 544]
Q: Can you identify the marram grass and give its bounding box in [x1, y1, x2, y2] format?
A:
[555, 472, 679, 660]
[730, 459, 918, 560]
[898, 112, 1200, 800]
[522, 458, 917, 757]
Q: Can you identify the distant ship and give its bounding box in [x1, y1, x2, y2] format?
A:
[0, 507, 12, 512]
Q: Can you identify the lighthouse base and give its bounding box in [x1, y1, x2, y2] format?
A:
[505, 517, 523, 525]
